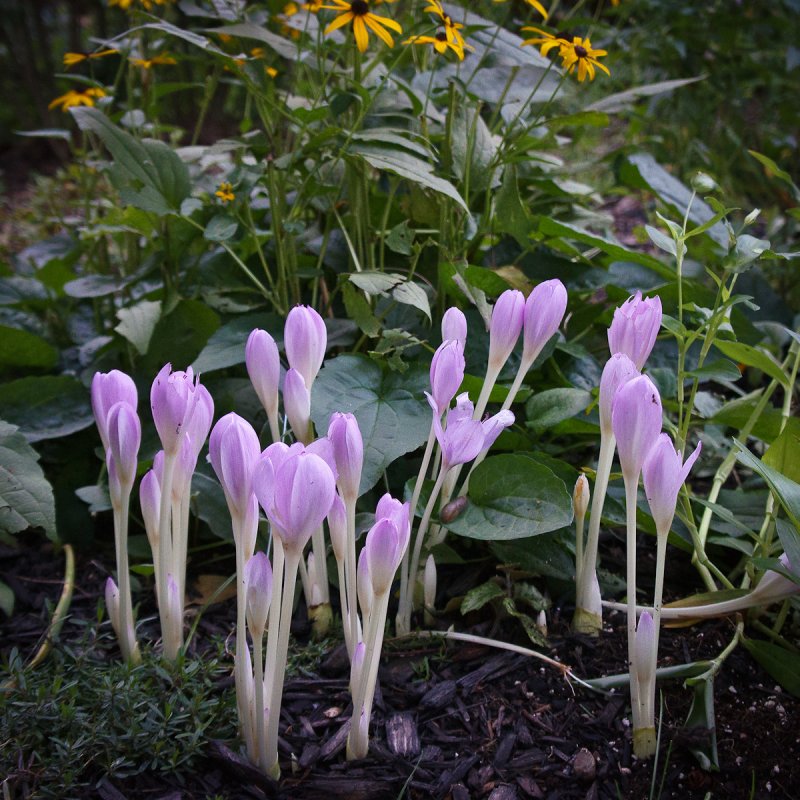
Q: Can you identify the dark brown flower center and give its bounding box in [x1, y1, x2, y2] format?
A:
[574, 44, 588, 58]
[351, 0, 369, 15]
[435, 31, 447, 41]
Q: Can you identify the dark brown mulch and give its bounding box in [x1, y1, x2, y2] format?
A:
[2, 536, 799, 800]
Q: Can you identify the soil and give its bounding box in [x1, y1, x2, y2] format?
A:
[2, 536, 799, 800]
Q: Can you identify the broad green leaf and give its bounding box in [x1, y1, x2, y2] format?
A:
[204, 214, 239, 242]
[0, 326, 57, 372]
[724, 234, 770, 272]
[490, 534, 574, 580]
[735, 440, 800, 531]
[585, 76, 705, 114]
[192, 312, 282, 373]
[741, 638, 800, 698]
[686, 359, 742, 383]
[351, 128, 433, 160]
[748, 150, 800, 198]
[0, 420, 56, 539]
[502, 597, 547, 647]
[0, 376, 93, 442]
[461, 580, 504, 615]
[342, 283, 381, 338]
[143, 299, 220, 371]
[385, 221, 414, 255]
[711, 395, 785, 443]
[64, 274, 133, 298]
[349, 272, 403, 296]
[537, 217, 673, 278]
[451, 103, 497, 194]
[645, 224, 682, 258]
[351, 145, 469, 213]
[115, 299, 162, 356]
[392, 280, 431, 321]
[311, 354, 430, 494]
[713, 340, 787, 386]
[762, 419, 800, 484]
[71, 107, 190, 215]
[444, 455, 573, 541]
[495, 166, 531, 247]
[620, 152, 728, 247]
[526, 388, 591, 429]
[191, 471, 233, 541]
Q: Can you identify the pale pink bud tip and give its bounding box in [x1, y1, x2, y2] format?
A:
[150, 364, 200, 456]
[441, 307, 468, 345]
[92, 370, 138, 451]
[245, 551, 273, 636]
[611, 375, 663, 480]
[488, 289, 525, 369]
[429, 339, 465, 417]
[284, 305, 326, 389]
[607, 291, 662, 370]
[522, 279, 568, 365]
[599, 353, 639, 434]
[246, 329, 280, 417]
[209, 413, 261, 519]
[328, 412, 364, 502]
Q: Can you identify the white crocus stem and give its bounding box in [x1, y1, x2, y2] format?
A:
[347, 589, 391, 760]
[297, 551, 312, 606]
[345, 497, 360, 652]
[397, 467, 448, 635]
[267, 407, 280, 446]
[176, 493, 191, 602]
[157, 451, 179, 659]
[261, 537, 284, 731]
[623, 472, 641, 732]
[474, 361, 502, 422]
[233, 515, 252, 757]
[574, 433, 616, 632]
[252, 626, 266, 770]
[652, 529, 668, 653]
[112, 493, 140, 664]
[264, 547, 300, 779]
[336, 556, 353, 657]
[398, 423, 437, 626]
[310, 525, 330, 605]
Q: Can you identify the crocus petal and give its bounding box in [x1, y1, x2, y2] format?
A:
[327, 492, 347, 562]
[327, 412, 364, 502]
[365, 517, 405, 596]
[284, 305, 326, 389]
[607, 291, 662, 370]
[246, 328, 280, 418]
[209, 413, 261, 519]
[430, 340, 465, 416]
[150, 364, 199, 456]
[521, 279, 567, 365]
[599, 353, 639, 435]
[92, 370, 138, 451]
[441, 307, 467, 345]
[283, 368, 312, 444]
[488, 289, 525, 370]
[245, 551, 273, 638]
[479, 409, 515, 452]
[612, 375, 663, 480]
[105, 401, 141, 489]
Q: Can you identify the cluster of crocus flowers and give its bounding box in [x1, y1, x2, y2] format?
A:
[144, 364, 214, 659]
[322, 0, 402, 53]
[92, 370, 142, 664]
[521, 28, 610, 81]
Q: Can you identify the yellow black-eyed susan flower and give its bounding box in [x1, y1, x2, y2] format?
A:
[560, 36, 609, 81]
[403, 30, 463, 59]
[215, 182, 235, 204]
[493, 0, 548, 19]
[520, 26, 567, 56]
[423, 1, 468, 54]
[129, 53, 177, 68]
[110, 0, 173, 11]
[322, 0, 402, 53]
[63, 49, 118, 69]
[48, 87, 107, 112]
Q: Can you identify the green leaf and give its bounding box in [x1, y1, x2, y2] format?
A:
[342, 283, 381, 338]
[444, 455, 573, 541]
[683, 673, 719, 770]
[349, 272, 403, 296]
[461, 580, 504, 615]
[0, 326, 57, 372]
[191, 471, 233, 541]
[0, 420, 56, 539]
[734, 440, 800, 531]
[741, 638, 800, 698]
[686, 359, 742, 383]
[385, 221, 414, 255]
[490, 533, 574, 580]
[451, 103, 497, 194]
[115, 299, 162, 356]
[620, 152, 727, 247]
[762, 419, 800, 485]
[713, 340, 787, 386]
[64, 274, 133, 298]
[0, 579, 13, 616]
[748, 150, 800, 199]
[724, 234, 770, 272]
[645, 224, 682, 259]
[392, 280, 431, 321]
[210, 22, 304, 61]
[71, 107, 190, 215]
[585, 76, 705, 114]
[350, 145, 469, 213]
[495, 166, 531, 247]
[204, 214, 239, 242]
[0, 376, 93, 442]
[192, 312, 281, 374]
[502, 597, 547, 647]
[525, 388, 591, 429]
[310, 354, 431, 494]
[537, 217, 672, 278]
[143, 299, 220, 371]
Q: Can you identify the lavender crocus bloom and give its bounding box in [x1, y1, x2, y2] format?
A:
[598, 353, 640, 436]
[327, 493, 347, 562]
[254, 451, 336, 554]
[105, 401, 141, 491]
[284, 305, 326, 389]
[611, 375, 663, 481]
[441, 307, 467, 345]
[428, 392, 514, 471]
[140, 468, 161, 551]
[642, 434, 702, 535]
[92, 370, 138, 451]
[246, 328, 281, 416]
[375, 493, 411, 537]
[209, 413, 262, 520]
[364, 517, 409, 596]
[150, 364, 200, 456]
[429, 340, 465, 417]
[357, 548, 372, 619]
[328, 412, 364, 503]
[185, 384, 214, 462]
[521, 279, 568, 365]
[607, 291, 662, 370]
[245, 551, 273, 638]
[283, 368, 312, 444]
[488, 290, 525, 371]
[634, 610, 657, 692]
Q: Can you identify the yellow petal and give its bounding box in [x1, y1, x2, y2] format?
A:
[324, 10, 354, 34]
[525, 0, 549, 18]
[364, 15, 396, 48]
[367, 12, 402, 33]
[353, 15, 369, 52]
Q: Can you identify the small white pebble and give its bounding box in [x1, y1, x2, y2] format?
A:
[622, 718, 631, 728]
[736, 757, 743, 766]
[773, 765, 780, 775]
[729, 685, 737, 694]
[767, 782, 773, 792]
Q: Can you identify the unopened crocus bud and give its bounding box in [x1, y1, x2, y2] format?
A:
[245, 551, 273, 639]
[327, 493, 347, 563]
[284, 305, 326, 389]
[307, 552, 325, 606]
[442, 307, 467, 345]
[150, 364, 199, 456]
[522, 279, 567, 365]
[375, 493, 411, 535]
[607, 292, 662, 370]
[357, 548, 372, 619]
[92, 370, 138, 451]
[642, 434, 702, 536]
[423, 554, 437, 625]
[105, 401, 141, 491]
[283, 368, 312, 444]
[246, 328, 281, 419]
[350, 640, 366, 692]
[599, 353, 639, 435]
[209, 413, 261, 520]
[258, 451, 336, 554]
[573, 474, 590, 520]
[611, 375, 663, 481]
[429, 340, 465, 417]
[140, 468, 161, 553]
[365, 517, 409, 596]
[488, 289, 525, 370]
[536, 609, 548, 637]
[186, 384, 214, 463]
[328, 412, 364, 503]
[634, 610, 657, 695]
[105, 576, 121, 636]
